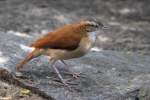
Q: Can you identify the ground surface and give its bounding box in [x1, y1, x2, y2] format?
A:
[0, 81, 45, 100]
[0, 29, 150, 100]
[0, 0, 150, 100]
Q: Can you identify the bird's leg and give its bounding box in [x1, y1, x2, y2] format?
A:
[60, 60, 67, 66]
[50, 60, 72, 86]
[60, 60, 82, 79]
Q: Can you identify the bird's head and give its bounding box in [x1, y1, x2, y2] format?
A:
[80, 19, 104, 32]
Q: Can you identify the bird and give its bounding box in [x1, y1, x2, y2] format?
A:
[16, 19, 104, 86]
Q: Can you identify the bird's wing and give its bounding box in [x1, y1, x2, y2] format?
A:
[30, 31, 83, 51]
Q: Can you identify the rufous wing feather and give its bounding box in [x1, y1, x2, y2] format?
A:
[30, 25, 84, 50]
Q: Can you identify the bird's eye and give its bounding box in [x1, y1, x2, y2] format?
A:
[94, 24, 99, 27]
[91, 24, 98, 28]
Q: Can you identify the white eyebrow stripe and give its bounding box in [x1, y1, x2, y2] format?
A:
[86, 21, 97, 26]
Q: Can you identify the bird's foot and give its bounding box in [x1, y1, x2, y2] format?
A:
[61, 79, 72, 86]
[52, 77, 78, 86]
[60, 60, 85, 79]
[60, 78, 78, 85]
[72, 72, 82, 79]
[63, 71, 85, 79]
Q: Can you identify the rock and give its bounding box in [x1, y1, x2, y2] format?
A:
[0, 30, 150, 100]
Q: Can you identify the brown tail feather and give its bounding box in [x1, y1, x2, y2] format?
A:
[16, 49, 41, 71]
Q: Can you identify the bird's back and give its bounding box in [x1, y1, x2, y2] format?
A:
[30, 23, 86, 51]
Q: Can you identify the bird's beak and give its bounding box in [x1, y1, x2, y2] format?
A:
[102, 25, 109, 30]
[96, 25, 109, 34]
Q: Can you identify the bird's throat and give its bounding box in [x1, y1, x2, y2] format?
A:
[88, 31, 98, 42]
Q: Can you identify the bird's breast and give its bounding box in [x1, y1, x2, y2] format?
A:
[79, 34, 96, 52]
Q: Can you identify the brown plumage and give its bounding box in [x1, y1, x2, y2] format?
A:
[30, 23, 87, 50]
[16, 22, 87, 70]
[16, 20, 103, 86]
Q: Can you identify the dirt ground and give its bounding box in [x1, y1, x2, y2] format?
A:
[0, 81, 45, 100]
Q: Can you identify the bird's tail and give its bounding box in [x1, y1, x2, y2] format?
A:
[16, 48, 41, 71]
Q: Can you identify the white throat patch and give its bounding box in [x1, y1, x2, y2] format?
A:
[88, 31, 98, 42]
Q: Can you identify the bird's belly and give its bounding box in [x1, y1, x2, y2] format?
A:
[44, 36, 95, 60]
[44, 46, 90, 60]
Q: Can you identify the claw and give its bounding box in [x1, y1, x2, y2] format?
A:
[52, 78, 78, 85]
[60, 60, 85, 79]
[63, 71, 86, 79]
[72, 72, 82, 79]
